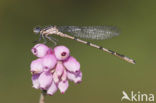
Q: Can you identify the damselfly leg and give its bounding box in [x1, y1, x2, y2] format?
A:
[33, 34, 42, 43]
[45, 35, 57, 46]
[41, 34, 47, 44]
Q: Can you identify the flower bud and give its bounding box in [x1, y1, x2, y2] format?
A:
[42, 54, 57, 70]
[30, 58, 43, 74]
[54, 46, 70, 60]
[31, 44, 50, 57]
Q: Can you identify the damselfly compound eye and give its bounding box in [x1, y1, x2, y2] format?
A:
[33, 27, 41, 34]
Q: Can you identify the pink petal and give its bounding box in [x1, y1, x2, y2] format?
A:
[53, 62, 65, 84]
[58, 80, 69, 94]
[47, 81, 58, 95]
[42, 54, 57, 70]
[63, 56, 80, 73]
[53, 71, 59, 84]
[61, 69, 67, 82]
[54, 46, 70, 60]
[32, 74, 40, 89]
[55, 62, 64, 77]
[67, 71, 82, 83]
[30, 58, 43, 74]
[31, 44, 50, 58]
[38, 71, 53, 90]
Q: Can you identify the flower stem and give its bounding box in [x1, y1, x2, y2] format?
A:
[39, 90, 46, 103]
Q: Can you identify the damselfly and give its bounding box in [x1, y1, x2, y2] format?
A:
[33, 25, 135, 64]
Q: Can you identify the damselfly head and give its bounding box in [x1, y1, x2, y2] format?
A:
[33, 27, 41, 34]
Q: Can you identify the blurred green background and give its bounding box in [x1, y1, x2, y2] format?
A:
[0, 0, 156, 103]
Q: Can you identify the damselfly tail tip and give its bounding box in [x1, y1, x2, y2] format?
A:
[130, 59, 136, 64]
[132, 60, 136, 64]
[124, 57, 136, 64]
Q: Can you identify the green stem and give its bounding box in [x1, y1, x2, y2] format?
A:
[39, 90, 46, 103]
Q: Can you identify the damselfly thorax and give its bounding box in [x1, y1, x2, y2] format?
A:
[40, 26, 59, 35]
[33, 25, 136, 64]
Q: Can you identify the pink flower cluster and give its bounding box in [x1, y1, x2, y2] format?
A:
[30, 44, 82, 95]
